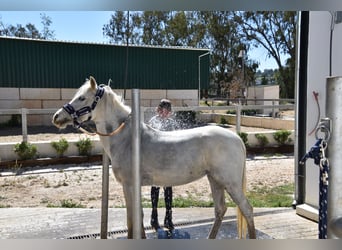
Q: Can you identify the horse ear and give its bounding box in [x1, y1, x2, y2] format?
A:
[89, 76, 97, 90]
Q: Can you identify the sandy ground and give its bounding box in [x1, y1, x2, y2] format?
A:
[0, 156, 294, 208]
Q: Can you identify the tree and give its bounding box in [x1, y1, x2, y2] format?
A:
[261, 74, 269, 85]
[0, 13, 55, 40]
[40, 13, 55, 40]
[166, 11, 206, 47]
[200, 11, 258, 97]
[234, 11, 297, 98]
[140, 11, 169, 45]
[102, 11, 141, 45]
[102, 11, 295, 98]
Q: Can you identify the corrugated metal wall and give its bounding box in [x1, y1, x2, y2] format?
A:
[0, 37, 210, 89]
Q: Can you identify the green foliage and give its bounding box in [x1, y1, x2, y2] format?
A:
[51, 138, 69, 157]
[103, 11, 297, 98]
[220, 116, 228, 125]
[234, 11, 297, 98]
[242, 109, 257, 116]
[75, 138, 93, 156]
[255, 133, 269, 147]
[13, 141, 38, 160]
[247, 184, 294, 207]
[47, 199, 85, 208]
[141, 183, 294, 208]
[0, 115, 21, 128]
[226, 110, 236, 115]
[238, 132, 249, 147]
[0, 13, 55, 39]
[141, 196, 214, 208]
[273, 130, 292, 145]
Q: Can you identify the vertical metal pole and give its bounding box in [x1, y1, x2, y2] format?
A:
[294, 11, 309, 207]
[21, 108, 28, 142]
[272, 100, 275, 118]
[326, 76, 342, 238]
[236, 105, 241, 134]
[198, 55, 201, 105]
[198, 52, 210, 105]
[132, 89, 142, 239]
[100, 151, 110, 239]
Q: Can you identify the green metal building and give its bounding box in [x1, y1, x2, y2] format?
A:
[0, 37, 210, 90]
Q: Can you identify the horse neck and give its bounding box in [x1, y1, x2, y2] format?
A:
[93, 90, 131, 134]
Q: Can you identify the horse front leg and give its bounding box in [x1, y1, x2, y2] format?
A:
[122, 183, 146, 239]
[122, 183, 134, 238]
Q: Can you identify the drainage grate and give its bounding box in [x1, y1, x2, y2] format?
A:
[67, 217, 222, 239]
[66, 209, 289, 239]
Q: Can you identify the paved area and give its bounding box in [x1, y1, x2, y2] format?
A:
[0, 207, 318, 239]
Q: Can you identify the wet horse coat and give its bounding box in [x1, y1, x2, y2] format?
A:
[52, 77, 256, 239]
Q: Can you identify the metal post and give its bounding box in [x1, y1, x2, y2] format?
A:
[100, 151, 110, 239]
[21, 108, 28, 142]
[198, 52, 210, 105]
[326, 76, 342, 238]
[132, 89, 142, 239]
[236, 105, 241, 134]
[294, 11, 309, 207]
[272, 100, 275, 118]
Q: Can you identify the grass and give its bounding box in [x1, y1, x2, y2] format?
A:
[141, 196, 214, 208]
[47, 199, 85, 208]
[139, 183, 294, 209]
[41, 183, 294, 209]
[246, 183, 294, 207]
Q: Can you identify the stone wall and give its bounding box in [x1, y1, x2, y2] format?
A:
[0, 88, 198, 126]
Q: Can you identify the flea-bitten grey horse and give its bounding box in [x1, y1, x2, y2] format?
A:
[52, 76, 256, 239]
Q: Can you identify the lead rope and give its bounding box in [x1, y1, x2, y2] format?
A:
[300, 122, 330, 239]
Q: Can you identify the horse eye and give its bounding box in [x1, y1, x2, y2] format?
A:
[78, 96, 86, 101]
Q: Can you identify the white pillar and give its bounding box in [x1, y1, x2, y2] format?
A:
[326, 76, 342, 238]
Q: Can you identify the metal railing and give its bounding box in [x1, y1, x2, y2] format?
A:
[0, 108, 57, 142]
[0, 100, 294, 142]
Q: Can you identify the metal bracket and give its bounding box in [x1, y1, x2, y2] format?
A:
[315, 117, 332, 142]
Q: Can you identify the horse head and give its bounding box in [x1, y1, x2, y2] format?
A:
[52, 76, 103, 129]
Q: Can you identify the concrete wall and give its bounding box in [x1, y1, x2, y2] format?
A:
[200, 113, 294, 130]
[0, 87, 198, 126]
[247, 85, 279, 115]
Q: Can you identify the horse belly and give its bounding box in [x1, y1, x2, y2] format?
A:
[143, 166, 207, 187]
[141, 146, 208, 186]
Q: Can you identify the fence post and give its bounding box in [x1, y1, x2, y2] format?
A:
[236, 105, 241, 134]
[272, 100, 276, 118]
[100, 151, 110, 239]
[21, 108, 28, 142]
[132, 89, 142, 239]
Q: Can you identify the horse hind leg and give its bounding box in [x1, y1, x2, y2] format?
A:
[228, 188, 256, 239]
[207, 175, 227, 239]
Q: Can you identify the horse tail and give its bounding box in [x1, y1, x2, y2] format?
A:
[237, 160, 247, 239]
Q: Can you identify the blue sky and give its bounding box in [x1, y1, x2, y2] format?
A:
[0, 11, 279, 71]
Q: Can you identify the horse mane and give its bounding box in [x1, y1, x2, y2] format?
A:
[81, 78, 131, 114]
[103, 85, 131, 114]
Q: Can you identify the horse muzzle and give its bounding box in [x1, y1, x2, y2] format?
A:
[52, 108, 73, 129]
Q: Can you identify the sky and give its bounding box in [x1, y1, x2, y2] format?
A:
[0, 11, 280, 71]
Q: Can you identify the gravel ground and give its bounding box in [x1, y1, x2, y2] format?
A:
[0, 156, 294, 208]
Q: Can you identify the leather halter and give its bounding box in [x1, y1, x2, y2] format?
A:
[63, 86, 105, 127]
[62, 86, 127, 137]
